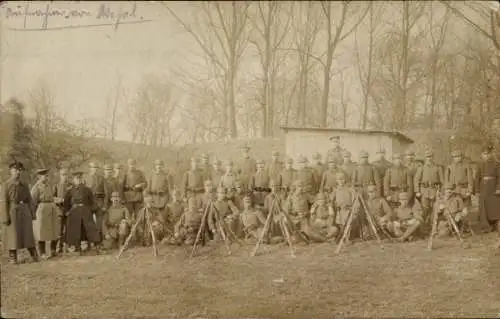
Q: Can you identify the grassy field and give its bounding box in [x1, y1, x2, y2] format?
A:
[1, 232, 499, 319]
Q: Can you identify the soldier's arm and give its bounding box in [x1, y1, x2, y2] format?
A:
[373, 167, 382, 194]
[228, 200, 240, 215]
[87, 187, 98, 213]
[63, 189, 72, 214]
[383, 170, 390, 196]
[30, 183, 40, 209]
[181, 172, 188, 197]
[319, 172, 326, 192]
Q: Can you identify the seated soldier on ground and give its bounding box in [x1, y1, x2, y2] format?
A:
[309, 192, 337, 241]
[163, 189, 185, 244]
[136, 192, 167, 246]
[389, 191, 424, 242]
[433, 183, 468, 238]
[330, 171, 359, 241]
[364, 184, 393, 233]
[230, 180, 245, 211]
[173, 195, 203, 245]
[102, 192, 131, 250]
[208, 187, 240, 241]
[239, 196, 267, 241]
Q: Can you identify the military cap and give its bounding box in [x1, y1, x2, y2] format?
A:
[201, 153, 209, 159]
[342, 150, 351, 157]
[154, 159, 164, 166]
[398, 192, 409, 200]
[127, 158, 136, 165]
[285, 157, 293, 164]
[377, 148, 386, 154]
[9, 161, 24, 170]
[204, 180, 214, 186]
[111, 191, 120, 198]
[404, 150, 415, 156]
[424, 150, 433, 158]
[451, 150, 462, 157]
[329, 136, 340, 141]
[312, 152, 321, 160]
[256, 159, 265, 165]
[104, 164, 113, 170]
[72, 171, 84, 177]
[392, 153, 401, 160]
[359, 150, 369, 158]
[327, 157, 336, 163]
[36, 168, 50, 175]
[113, 163, 122, 169]
[272, 151, 279, 156]
[297, 155, 307, 163]
[316, 192, 326, 200]
[89, 162, 99, 168]
[367, 184, 377, 191]
[224, 159, 233, 166]
[214, 159, 222, 165]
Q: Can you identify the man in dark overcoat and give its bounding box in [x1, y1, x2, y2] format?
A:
[476, 146, 500, 249]
[63, 171, 101, 254]
[0, 161, 39, 264]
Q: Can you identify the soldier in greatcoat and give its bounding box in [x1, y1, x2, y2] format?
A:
[445, 150, 473, 207]
[147, 159, 172, 216]
[353, 151, 381, 197]
[414, 150, 444, 222]
[31, 168, 61, 259]
[266, 151, 283, 187]
[280, 157, 297, 197]
[123, 158, 147, 220]
[295, 155, 317, 202]
[476, 146, 500, 248]
[320, 157, 341, 194]
[384, 153, 412, 208]
[182, 157, 206, 203]
[325, 136, 344, 166]
[103, 164, 119, 209]
[54, 162, 72, 253]
[249, 159, 270, 208]
[63, 171, 101, 254]
[86, 162, 106, 238]
[341, 150, 357, 186]
[238, 145, 257, 193]
[372, 148, 392, 196]
[0, 161, 39, 264]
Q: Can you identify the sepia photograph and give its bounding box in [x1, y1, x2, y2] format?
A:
[0, 1, 499, 318]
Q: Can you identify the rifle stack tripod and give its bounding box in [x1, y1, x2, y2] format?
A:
[191, 199, 244, 257]
[335, 190, 393, 254]
[251, 193, 309, 258]
[117, 206, 159, 259]
[427, 200, 469, 251]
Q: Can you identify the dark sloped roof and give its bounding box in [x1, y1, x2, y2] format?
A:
[280, 126, 414, 144]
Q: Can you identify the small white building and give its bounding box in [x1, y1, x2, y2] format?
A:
[281, 126, 414, 164]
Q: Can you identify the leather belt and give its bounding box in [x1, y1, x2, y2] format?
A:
[72, 204, 84, 207]
[483, 176, 495, 180]
[420, 183, 441, 187]
[14, 201, 26, 204]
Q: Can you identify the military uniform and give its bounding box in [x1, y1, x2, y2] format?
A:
[320, 158, 341, 194]
[210, 160, 224, 187]
[325, 137, 344, 165]
[113, 163, 125, 199]
[432, 185, 467, 238]
[390, 192, 424, 241]
[403, 150, 419, 196]
[384, 154, 412, 206]
[53, 165, 73, 252]
[296, 155, 317, 199]
[103, 164, 119, 209]
[476, 151, 500, 231]
[372, 149, 392, 196]
[102, 193, 130, 249]
[266, 151, 283, 187]
[340, 151, 357, 186]
[63, 172, 101, 249]
[220, 160, 239, 192]
[353, 151, 381, 196]
[364, 185, 393, 230]
[240, 197, 267, 240]
[31, 169, 61, 257]
[249, 160, 270, 207]
[174, 196, 203, 245]
[122, 159, 147, 220]
[280, 158, 297, 196]
[147, 160, 172, 214]
[309, 193, 337, 240]
[330, 183, 357, 227]
[86, 162, 106, 236]
[238, 145, 257, 192]
[136, 196, 167, 246]
[200, 154, 212, 181]
[182, 158, 205, 202]
[208, 189, 240, 239]
[0, 162, 39, 263]
[414, 151, 444, 221]
[166, 191, 185, 230]
[445, 151, 473, 205]
[311, 152, 327, 192]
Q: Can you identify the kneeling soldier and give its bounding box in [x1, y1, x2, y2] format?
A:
[390, 192, 424, 242]
[102, 192, 131, 250]
[136, 192, 166, 246]
[433, 183, 468, 238]
[309, 193, 337, 241]
[208, 187, 240, 241]
[240, 196, 267, 241]
[365, 184, 393, 231]
[174, 196, 203, 245]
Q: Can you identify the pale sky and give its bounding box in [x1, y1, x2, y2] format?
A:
[1, 1, 190, 141]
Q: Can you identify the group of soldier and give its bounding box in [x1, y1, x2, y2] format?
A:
[2, 138, 500, 265]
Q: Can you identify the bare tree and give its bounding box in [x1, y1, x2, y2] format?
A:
[164, 1, 251, 139]
[318, 1, 369, 128]
[103, 74, 125, 141]
[248, 2, 292, 137]
[354, 2, 385, 129]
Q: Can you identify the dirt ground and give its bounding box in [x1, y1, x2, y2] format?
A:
[1, 233, 499, 319]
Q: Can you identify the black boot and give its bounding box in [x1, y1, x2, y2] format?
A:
[50, 241, 57, 257]
[28, 247, 40, 262]
[8, 250, 18, 264]
[38, 241, 46, 257]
